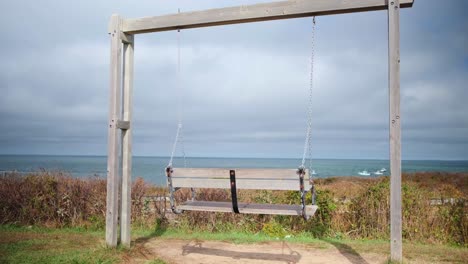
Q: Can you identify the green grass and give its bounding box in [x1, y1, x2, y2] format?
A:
[0, 225, 120, 264]
[137, 228, 328, 247]
[144, 259, 167, 264]
[134, 224, 387, 247]
[1, 225, 467, 264]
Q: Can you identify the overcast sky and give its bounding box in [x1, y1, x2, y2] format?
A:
[0, 0, 467, 160]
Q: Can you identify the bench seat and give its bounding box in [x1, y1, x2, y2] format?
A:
[168, 167, 317, 218]
[178, 201, 318, 216]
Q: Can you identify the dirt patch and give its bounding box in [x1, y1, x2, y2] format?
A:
[137, 238, 387, 264]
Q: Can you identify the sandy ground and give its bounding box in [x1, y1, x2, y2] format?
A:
[136, 238, 388, 264]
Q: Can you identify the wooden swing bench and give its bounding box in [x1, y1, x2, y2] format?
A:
[166, 167, 318, 219]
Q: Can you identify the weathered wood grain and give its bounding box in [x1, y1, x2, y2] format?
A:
[172, 168, 309, 179]
[120, 34, 134, 248]
[123, 0, 414, 34]
[170, 168, 311, 190]
[388, 0, 402, 261]
[171, 177, 311, 191]
[178, 201, 318, 216]
[106, 14, 122, 248]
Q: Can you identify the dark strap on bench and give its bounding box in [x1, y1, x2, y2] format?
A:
[229, 170, 240, 213]
[297, 167, 306, 219]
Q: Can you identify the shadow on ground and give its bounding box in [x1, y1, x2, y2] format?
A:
[182, 240, 301, 264]
[133, 226, 369, 264]
[324, 239, 370, 264]
[133, 224, 168, 246]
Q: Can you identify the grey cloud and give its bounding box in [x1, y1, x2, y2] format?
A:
[0, 0, 467, 160]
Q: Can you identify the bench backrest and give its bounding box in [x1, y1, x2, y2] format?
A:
[170, 168, 311, 191]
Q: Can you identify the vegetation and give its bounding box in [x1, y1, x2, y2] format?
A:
[0, 171, 163, 229]
[171, 172, 467, 246]
[0, 171, 466, 245]
[1, 224, 466, 264]
[0, 170, 466, 262]
[0, 225, 120, 264]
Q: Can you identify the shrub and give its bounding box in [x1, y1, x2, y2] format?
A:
[262, 221, 287, 238]
[348, 178, 390, 239]
[0, 172, 153, 228]
[1, 170, 466, 246]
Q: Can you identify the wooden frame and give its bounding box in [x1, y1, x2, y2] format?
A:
[106, 0, 413, 261]
[122, 0, 413, 34]
[388, 0, 402, 260]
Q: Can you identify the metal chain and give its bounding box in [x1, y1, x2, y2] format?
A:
[301, 17, 315, 170]
[308, 17, 315, 175]
[308, 17, 316, 205]
[168, 124, 181, 167]
[179, 125, 187, 168]
[167, 11, 192, 201]
[177, 24, 187, 169]
[168, 21, 187, 168]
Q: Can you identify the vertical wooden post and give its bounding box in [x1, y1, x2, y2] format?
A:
[106, 14, 122, 247]
[121, 34, 134, 248]
[388, 0, 402, 262]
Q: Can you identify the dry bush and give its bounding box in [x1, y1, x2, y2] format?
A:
[0, 171, 106, 227]
[330, 174, 467, 245]
[0, 172, 158, 229]
[403, 172, 468, 196]
[1, 170, 466, 245]
[316, 177, 375, 200]
[346, 178, 390, 239]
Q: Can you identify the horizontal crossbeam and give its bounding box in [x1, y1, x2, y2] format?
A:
[122, 0, 414, 34]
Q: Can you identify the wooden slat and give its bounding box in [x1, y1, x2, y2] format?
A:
[171, 168, 312, 190]
[105, 14, 122, 248]
[388, 0, 402, 262]
[177, 201, 318, 216]
[171, 177, 311, 191]
[122, 0, 414, 34]
[172, 168, 308, 179]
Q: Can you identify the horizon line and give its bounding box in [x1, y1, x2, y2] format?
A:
[0, 154, 467, 162]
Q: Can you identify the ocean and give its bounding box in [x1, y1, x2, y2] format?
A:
[1, 155, 467, 186]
